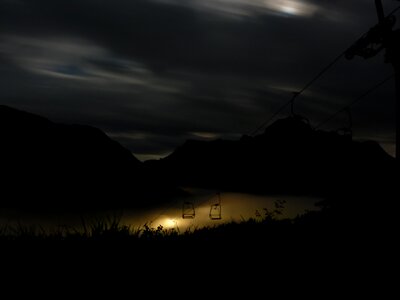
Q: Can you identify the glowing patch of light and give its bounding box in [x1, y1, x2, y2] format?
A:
[280, 5, 298, 15]
[155, 0, 319, 18]
[190, 132, 219, 139]
[262, 0, 319, 17]
[163, 218, 178, 229]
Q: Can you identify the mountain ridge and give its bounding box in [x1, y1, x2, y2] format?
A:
[0, 105, 395, 211]
[0, 105, 177, 211]
[147, 116, 395, 199]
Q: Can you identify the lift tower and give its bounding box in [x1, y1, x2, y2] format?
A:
[345, 0, 400, 161]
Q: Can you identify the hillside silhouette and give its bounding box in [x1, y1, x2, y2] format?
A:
[0, 106, 397, 262]
[0, 105, 178, 211]
[147, 116, 396, 204]
[1, 105, 396, 213]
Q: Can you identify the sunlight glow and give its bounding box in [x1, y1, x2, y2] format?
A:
[280, 5, 298, 15]
[263, 0, 318, 17]
[164, 218, 178, 229]
[155, 0, 319, 18]
[190, 131, 219, 139]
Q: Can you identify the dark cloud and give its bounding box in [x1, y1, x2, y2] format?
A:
[0, 0, 399, 158]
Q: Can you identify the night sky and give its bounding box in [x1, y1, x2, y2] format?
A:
[1, 0, 398, 160]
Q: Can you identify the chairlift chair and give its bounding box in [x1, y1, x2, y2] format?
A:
[209, 192, 222, 220]
[182, 201, 195, 219]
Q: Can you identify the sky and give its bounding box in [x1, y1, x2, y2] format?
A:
[0, 0, 399, 160]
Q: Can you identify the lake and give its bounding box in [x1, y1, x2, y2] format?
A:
[0, 189, 321, 232]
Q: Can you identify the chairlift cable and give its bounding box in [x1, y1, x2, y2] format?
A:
[315, 73, 395, 129]
[248, 6, 400, 136]
[150, 5, 400, 226]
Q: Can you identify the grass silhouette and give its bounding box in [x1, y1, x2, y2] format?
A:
[0, 197, 392, 248]
[0, 200, 313, 242]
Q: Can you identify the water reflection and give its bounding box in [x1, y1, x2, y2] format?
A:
[129, 191, 320, 231]
[0, 190, 321, 232]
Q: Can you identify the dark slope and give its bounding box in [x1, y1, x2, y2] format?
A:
[148, 116, 396, 199]
[0, 105, 177, 211]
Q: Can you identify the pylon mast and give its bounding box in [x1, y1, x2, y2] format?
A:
[345, 0, 400, 161]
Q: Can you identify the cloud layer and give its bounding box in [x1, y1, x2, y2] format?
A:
[0, 0, 398, 158]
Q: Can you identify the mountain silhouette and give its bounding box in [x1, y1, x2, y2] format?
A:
[0, 105, 178, 211]
[147, 116, 396, 202]
[1, 105, 395, 212]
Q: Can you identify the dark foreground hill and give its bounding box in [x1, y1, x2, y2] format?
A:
[0, 105, 178, 211]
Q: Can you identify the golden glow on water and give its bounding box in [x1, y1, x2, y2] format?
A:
[0, 191, 320, 232]
[162, 218, 178, 229]
[125, 191, 320, 231]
